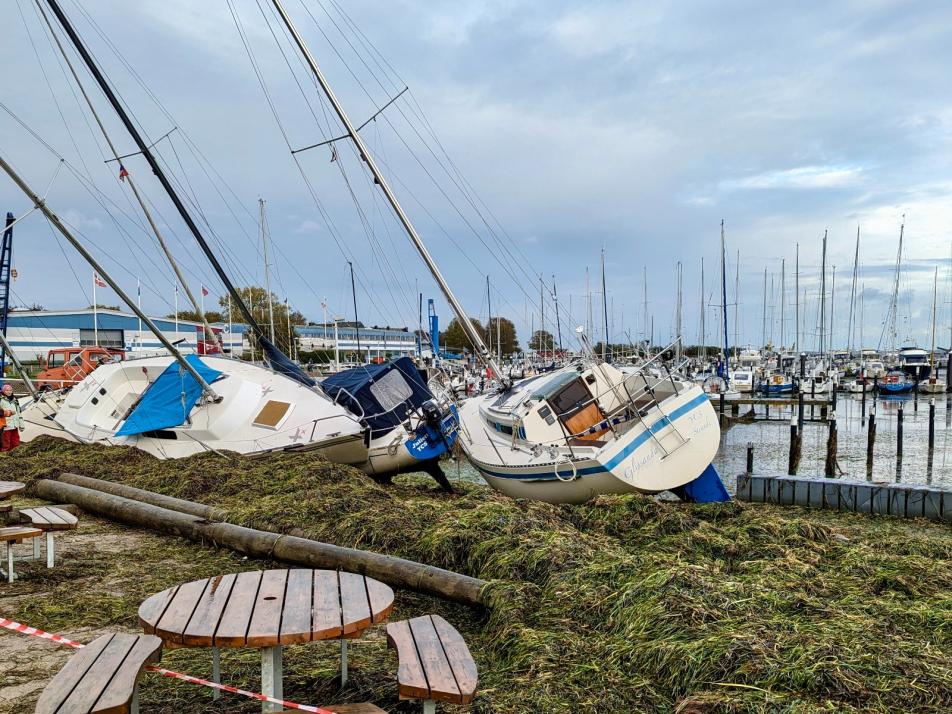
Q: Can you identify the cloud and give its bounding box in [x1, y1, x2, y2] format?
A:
[721, 165, 865, 191]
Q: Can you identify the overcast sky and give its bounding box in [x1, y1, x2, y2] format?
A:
[2, 0, 952, 352]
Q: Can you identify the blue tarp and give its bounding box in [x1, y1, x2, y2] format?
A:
[115, 355, 223, 437]
[321, 356, 433, 437]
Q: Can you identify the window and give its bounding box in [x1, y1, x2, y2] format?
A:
[80, 329, 124, 349]
[369, 370, 413, 412]
[253, 400, 292, 429]
[47, 351, 66, 367]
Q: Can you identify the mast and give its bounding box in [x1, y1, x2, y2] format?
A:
[720, 220, 730, 385]
[761, 267, 768, 350]
[35, 0, 222, 354]
[486, 275, 492, 357]
[642, 266, 647, 344]
[829, 265, 836, 353]
[600, 248, 608, 361]
[699, 257, 705, 360]
[552, 275, 563, 353]
[819, 229, 827, 358]
[780, 258, 785, 350]
[930, 266, 938, 375]
[269, 0, 504, 382]
[0, 154, 217, 396]
[260, 199, 276, 344]
[45, 0, 293, 369]
[794, 243, 799, 352]
[887, 218, 905, 352]
[675, 261, 683, 361]
[348, 261, 361, 361]
[847, 226, 860, 353]
[733, 250, 739, 354]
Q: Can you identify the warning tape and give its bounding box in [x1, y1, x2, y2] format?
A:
[0, 617, 334, 713]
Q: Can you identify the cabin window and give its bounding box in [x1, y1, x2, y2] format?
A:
[48, 352, 66, 367]
[369, 370, 413, 412]
[253, 400, 292, 429]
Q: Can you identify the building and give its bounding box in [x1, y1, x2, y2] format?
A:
[3, 309, 419, 363]
[4, 309, 237, 362]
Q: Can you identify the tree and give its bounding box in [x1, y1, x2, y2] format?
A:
[485, 317, 518, 356]
[528, 329, 555, 352]
[86, 304, 122, 311]
[440, 317, 487, 352]
[218, 286, 306, 357]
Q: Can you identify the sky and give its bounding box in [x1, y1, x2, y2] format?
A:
[2, 0, 952, 353]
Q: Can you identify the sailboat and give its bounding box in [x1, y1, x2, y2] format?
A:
[265, 2, 728, 504]
[920, 268, 945, 393]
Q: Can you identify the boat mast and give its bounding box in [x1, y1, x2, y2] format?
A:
[486, 275, 492, 357]
[780, 258, 785, 350]
[675, 261, 683, 362]
[259, 199, 277, 344]
[847, 226, 860, 353]
[794, 243, 799, 352]
[733, 251, 739, 354]
[34, 0, 222, 354]
[0, 154, 217, 396]
[720, 220, 730, 385]
[888, 218, 905, 352]
[761, 267, 768, 350]
[819, 229, 827, 359]
[930, 266, 938, 376]
[269, 0, 503, 382]
[45, 0, 297, 369]
[699, 257, 705, 361]
[552, 275, 563, 353]
[829, 265, 836, 354]
[600, 248, 609, 361]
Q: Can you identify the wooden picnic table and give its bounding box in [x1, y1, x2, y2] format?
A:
[19, 506, 79, 567]
[0, 480, 25, 502]
[138, 569, 394, 713]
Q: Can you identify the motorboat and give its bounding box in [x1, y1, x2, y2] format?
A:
[730, 370, 754, 393]
[875, 370, 916, 395]
[759, 371, 795, 395]
[898, 346, 931, 380]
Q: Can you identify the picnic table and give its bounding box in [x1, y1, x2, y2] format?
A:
[19, 506, 79, 567]
[138, 569, 394, 713]
[0, 480, 25, 512]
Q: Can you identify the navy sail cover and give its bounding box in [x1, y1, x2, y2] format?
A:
[115, 355, 223, 437]
[321, 357, 433, 436]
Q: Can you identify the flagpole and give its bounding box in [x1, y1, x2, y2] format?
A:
[92, 273, 98, 346]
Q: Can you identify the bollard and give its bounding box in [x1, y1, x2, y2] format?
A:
[824, 412, 837, 478]
[866, 409, 876, 481]
[746, 442, 754, 475]
[787, 417, 801, 475]
[928, 398, 935, 453]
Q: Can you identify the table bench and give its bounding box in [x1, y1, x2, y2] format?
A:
[386, 615, 477, 713]
[0, 525, 42, 582]
[19, 506, 79, 568]
[35, 632, 162, 714]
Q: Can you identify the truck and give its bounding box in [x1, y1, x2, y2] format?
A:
[35, 346, 125, 390]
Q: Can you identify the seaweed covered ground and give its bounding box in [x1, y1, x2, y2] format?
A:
[2, 437, 951, 713]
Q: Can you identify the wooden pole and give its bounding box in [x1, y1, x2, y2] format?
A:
[928, 398, 935, 453]
[33, 479, 489, 608]
[58, 473, 226, 521]
[787, 418, 801, 475]
[824, 413, 837, 478]
[897, 402, 904, 462]
[866, 409, 876, 481]
[745, 442, 754, 475]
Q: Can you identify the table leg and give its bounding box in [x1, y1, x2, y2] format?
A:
[261, 645, 283, 713]
[131, 686, 140, 714]
[5, 542, 13, 583]
[33, 537, 40, 560]
[211, 647, 221, 701]
[340, 640, 348, 686]
[46, 532, 55, 569]
[423, 700, 436, 714]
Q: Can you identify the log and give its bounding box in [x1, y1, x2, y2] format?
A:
[33, 478, 488, 608]
[59, 472, 227, 521]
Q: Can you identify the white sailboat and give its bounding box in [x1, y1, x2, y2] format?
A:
[265, 2, 727, 504]
[920, 268, 945, 393]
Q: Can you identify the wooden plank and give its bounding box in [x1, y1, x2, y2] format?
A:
[339, 572, 372, 635]
[431, 615, 477, 703]
[0, 526, 42, 543]
[20, 506, 78, 530]
[311, 570, 343, 640]
[91, 634, 163, 714]
[138, 586, 178, 634]
[45, 506, 78, 528]
[409, 615, 461, 703]
[279, 569, 314, 645]
[386, 620, 429, 700]
[246, 569, 289, 647]
[0, 481, 24, 499]
[215, 570, 263, 647]
[56, 633, 138, 713]
[35, 633, 114, 714]
[182, 573, 238, 647]
[365, 577, 395, 624]
[153, 577, 209, 645]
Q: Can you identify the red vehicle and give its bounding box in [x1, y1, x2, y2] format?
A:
[36, 347, 125, 390]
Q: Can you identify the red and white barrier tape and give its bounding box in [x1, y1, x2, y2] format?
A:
[0, 617, 334, 713]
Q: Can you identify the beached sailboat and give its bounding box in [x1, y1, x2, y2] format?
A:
[265, 2, 727, 504]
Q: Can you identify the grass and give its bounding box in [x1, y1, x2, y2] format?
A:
[3, 436, 951, 712]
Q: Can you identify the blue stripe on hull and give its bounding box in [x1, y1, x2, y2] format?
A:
[477, 391, 710, 481]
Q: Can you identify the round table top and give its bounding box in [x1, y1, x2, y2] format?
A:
[0, 481, 25, 501]
[138, 569, 395, 648]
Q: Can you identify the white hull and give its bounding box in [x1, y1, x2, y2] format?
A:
[19, 392, 78, 444]
[51, 355, 368, 462]
[919, 380, 946, 394]
[459, 382, 719, 504]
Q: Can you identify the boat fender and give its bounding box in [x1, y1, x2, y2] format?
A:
[388, 434, 402, 457]
[553, 456, 578, 482]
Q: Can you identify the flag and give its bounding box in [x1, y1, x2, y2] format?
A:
[201, 285, 209, 297]
[93, 274, 106, 288]
[118, 164, 129, 181]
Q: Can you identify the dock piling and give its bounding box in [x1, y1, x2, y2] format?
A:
[866, 409, 876, 481]
[896, 402, 904, 480]
[824, 412, 837, 478]
[746, 442, 754, 475]
[788, 417, 801, 475]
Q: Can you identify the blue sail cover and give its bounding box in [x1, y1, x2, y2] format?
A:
[115, 355, 223, 437]
[260, 337, 316, 387]
[321, 357, 433, 437]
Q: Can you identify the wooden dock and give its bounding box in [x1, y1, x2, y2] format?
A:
[735, 473, 952, 521]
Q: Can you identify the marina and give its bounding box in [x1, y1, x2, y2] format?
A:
[0, 1, 950, 713]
